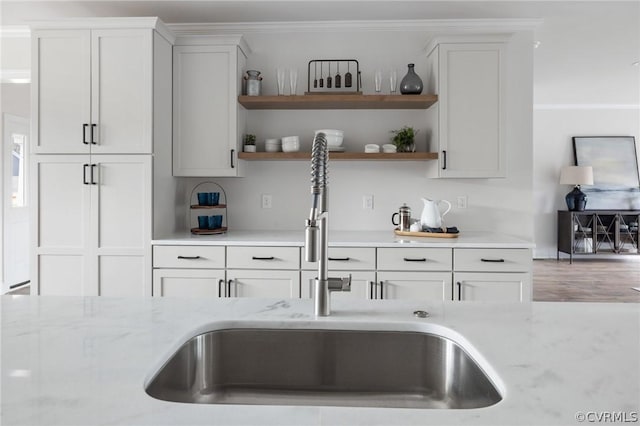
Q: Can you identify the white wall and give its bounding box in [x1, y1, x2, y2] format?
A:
[532, 2, 640, 258]
[179, 28, 534, 242]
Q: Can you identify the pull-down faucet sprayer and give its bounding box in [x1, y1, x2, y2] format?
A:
[305, 132, 351, 316]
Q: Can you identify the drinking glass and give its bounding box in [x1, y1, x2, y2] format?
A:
[276, 68, 286, 95]
[389, 69, 398, 94]
[289, 68, 298, 95]
[374, 70, 382, 93]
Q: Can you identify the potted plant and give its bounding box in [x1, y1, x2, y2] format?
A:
[243, 134, 256, 152]
[390, 126, 417, 153]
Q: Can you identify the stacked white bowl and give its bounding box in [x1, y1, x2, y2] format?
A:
[281, 136, 300, 152]
[382, 144, 397, 153]
[265, 138, 281, 152]
[314, 129, 344, 150]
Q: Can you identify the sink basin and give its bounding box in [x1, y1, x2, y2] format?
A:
[145, 326, 502, 409]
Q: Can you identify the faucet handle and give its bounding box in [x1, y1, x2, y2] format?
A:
[341, 274, 352, 292]
[327, 275, 351, 292]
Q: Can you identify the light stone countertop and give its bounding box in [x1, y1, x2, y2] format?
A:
[153, 230, 535, 248]
[1, 296, 638, 425]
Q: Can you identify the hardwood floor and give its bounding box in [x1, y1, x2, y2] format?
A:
[8, 260, 640, 302]
[534, 258, 640, 303]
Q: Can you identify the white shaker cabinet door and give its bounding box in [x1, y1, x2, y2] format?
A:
[227, 270, 300, 299]
[153, 269, 226, 298]
[426, 40, 507, 178]
[30, 155, 91, 295]
[454, 272, 531, 302]
[93, 155, 152, 297]
[31, 30, 91, 154]
[173, 44, 245, 177]
[377, 271, 453, 301]
[90, 29, 153, 154]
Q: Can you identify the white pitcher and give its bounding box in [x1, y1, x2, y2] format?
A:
[420, 198, 452, 229]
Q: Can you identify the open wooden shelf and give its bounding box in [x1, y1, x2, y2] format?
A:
[238, 94, 438, 110]
[238, 152, 438, 161]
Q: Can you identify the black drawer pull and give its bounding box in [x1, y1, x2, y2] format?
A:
[379, 281, 385, 299]
[83, 164, 89, 184]
[328, 257, 351, 261]
[480, 258, 505, 263]
[252, 256, 275, 260]
[404, 257, 427, 262]
[177, 255, 201, 260]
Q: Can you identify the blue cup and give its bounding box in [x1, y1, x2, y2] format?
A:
[197, 192, 209, 206]
[197, 215, 209, 229]
[210, 192, 220, 206]
[209, 215, 223, 229]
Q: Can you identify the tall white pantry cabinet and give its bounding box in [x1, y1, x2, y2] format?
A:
[30, 18, 175, 296]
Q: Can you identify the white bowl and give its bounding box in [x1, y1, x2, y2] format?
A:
[314, 129, 344, 147]
[382, 144, 397, 153]
[364, 144, 380, 153]
[281, 136, 300, 152]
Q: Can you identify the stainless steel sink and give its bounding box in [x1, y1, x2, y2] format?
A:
[145, 327, 502, 409]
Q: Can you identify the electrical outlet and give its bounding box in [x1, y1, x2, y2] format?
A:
[261, 194, 272, 209]
[457, 196, 468, 209]
[363, 194, 374, 210]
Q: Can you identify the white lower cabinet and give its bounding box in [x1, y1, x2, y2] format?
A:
[32, 155, 152, 296]
[377, 271, 453, 301]
[153, 269, 226, 298]
[454, 272, 530, 302]
[453, 248, 532, 302]
[227, 269, 300, 298]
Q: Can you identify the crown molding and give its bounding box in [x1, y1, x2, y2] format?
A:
[167, 18, 543, 35]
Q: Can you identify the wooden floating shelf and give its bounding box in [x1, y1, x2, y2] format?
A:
[238, 152, 438, 161]
[238, 94, 438, 110]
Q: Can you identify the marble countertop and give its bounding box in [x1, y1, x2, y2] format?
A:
[1, 296, 637, 425]
[153, 230, 535, 248]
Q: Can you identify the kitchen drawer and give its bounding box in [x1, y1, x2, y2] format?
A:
[227, 246, 300, 270]
[153, 245, 225, 269]
[301, 247, 376, 271]
[377, 248, 452, 271]
[454, 248, 532, 272]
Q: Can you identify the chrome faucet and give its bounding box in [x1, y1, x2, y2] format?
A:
[305, 132, 351, 316]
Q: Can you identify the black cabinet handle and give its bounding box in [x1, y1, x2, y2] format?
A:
[252, 256, 275, 260]
[218, 279, 224, 298]
[328, 257, 351, 261]
[442, 150, 447, 170]
[481, 258, 505, 263]
[177, 255, 201, 260]
[230, 149, 235, 168]
[83, 124, 89, 145]
[457, 281, 462, 301]
[227, 280, 233, 297]
[90, 124, 97, 144]
[379, 281, 384, 299]
[369, 281, 375, 300]
[90, 164, 97, 185]
[404, 257, 427, 262]
[83, 164, 89, 184]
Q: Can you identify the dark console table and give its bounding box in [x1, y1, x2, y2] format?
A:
[557, 210, 640, 263]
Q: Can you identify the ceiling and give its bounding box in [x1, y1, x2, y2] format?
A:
[1, 1, 637, 26]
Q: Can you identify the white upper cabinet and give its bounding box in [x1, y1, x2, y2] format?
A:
[172, 37, 248, 177]
[425, 37, 507, 178]
[31, 28, 154, 154]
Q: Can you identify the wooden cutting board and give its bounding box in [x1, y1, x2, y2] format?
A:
[394, 229, 459, 238]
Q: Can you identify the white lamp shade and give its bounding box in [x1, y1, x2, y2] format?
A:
[560, 166, 594, 185]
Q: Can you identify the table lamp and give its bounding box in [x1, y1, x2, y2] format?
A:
[560, 166, 594, 211]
